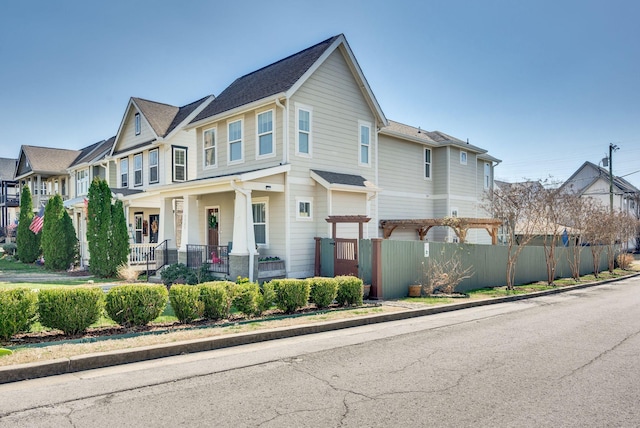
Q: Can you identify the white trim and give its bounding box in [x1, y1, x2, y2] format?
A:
[358, 120, 371, 167]
[256, 109, 276, 159]
[295, 103, 312, 158]
[172, 146, 187, 182]
[134, 113, 141, 135]
[460, 150, 468, 165]
[203, 126, 217, 169]
[149, 148, 159, 184]
[424, 148, 432, 180]
[484, 162, 491, 189]
[252, 197, 269, 248]
[120, 157, 129, 188]
[295, 196, 313, 221]
[227, 118, 244, 165]
[133, 153, 143, 187]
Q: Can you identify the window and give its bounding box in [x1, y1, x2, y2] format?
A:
[134, 212, 143, 243]
[296, 104, 312, 156]
[149, 149, 159, 184]
[257, 110, 274, 157]
[173, 146, 187, 182]
[460, 150, 467, 165]
[296, 197, 312, 220]
[121, 158, 129, 187]
[424, 148, 432, 179]
[203, 127, 216, 168]
[228, 119, 243, 163]
[484, 162, 491, 189]
[359, 121, 371, 166]
[76, 169, 89, 196]
[135, 113, 141, 135]
[134, 153, 143, 186]
[252, 200, 267, 245]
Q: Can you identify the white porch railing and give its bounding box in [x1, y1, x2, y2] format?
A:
[129, 243, 157, 266]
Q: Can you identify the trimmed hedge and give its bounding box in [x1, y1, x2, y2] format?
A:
[257, 282, 275, 315]
[0, 288, 38, 340]
[199, 281, 235, 320]
[105, 284, 168, 327]
[37, 287, 104, 335]
[233, 281, 260, 317]
[335, 276, 363, 306]
[169, 285, 203, 323]
[271, 279, 310, 313]
[309, 277, 338, 308]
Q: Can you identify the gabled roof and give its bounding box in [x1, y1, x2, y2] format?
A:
[561, 161, 640, 196]
[15, 146, 81, 179]
[310, 169, 379, 192]
[0, 158, 17, 181]
[112, 95, 213, 156]
[190, 34, 387, 127]
[381, 120, 501, 162]
[70, 136, 115, 168]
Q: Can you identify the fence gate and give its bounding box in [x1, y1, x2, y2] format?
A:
[334, 238, 358, 276]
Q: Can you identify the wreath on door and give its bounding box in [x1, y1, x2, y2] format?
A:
[208, 213, 218, 229]
[151, 219, 158, 234]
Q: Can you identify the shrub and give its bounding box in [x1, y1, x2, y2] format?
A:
[199, 281, 234, 320]
[117, 263, 140, 282]
[37, 287, 104, 335]
[169, 285, 203, 323]
[105, 284, 168, 327]
[257, 282, 276, 314]
[161, 263, 195, 286]
[2, 243, 17, 256]
[308, 277, 338, 308]
[0, 288, 38, 340]
[271, 279, 310, 313]
[617, 253, 634, 270]
[232, 281, 261, 317]
[335, 276, 363, 306]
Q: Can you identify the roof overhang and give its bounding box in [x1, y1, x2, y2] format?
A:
[185, 95, 286, 130]
[310, 170, 380, 193]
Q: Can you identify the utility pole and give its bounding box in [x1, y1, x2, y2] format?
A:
[609, 143, 619, 212]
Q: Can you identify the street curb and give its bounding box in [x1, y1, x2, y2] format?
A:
[1, 272, 638, 384]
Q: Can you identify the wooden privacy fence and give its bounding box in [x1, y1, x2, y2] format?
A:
[316, 238, 611, 299]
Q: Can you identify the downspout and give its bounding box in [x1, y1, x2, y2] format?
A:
[230, 179, 256, 282]
[276, 97, 291, 274]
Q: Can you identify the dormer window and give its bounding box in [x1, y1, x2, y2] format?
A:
[135, 113, 141, 135]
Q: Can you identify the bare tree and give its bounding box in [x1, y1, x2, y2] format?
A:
[581, 204, 610, 278]
[484, 181, 546, 290]
[562, 195, 594, 280]
[539, 187, 570, 285]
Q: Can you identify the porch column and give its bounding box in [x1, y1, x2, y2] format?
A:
[229, 186, 258, 281]
[179, 195, 200, 253]
[159, 197, 175, 246]
[36, 175, 41, 208]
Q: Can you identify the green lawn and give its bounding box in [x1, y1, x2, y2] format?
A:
[0, 257, 46, 273]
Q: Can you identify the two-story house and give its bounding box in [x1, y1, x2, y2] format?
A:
[144, 34, 499, 281]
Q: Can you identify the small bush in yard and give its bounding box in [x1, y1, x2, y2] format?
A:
[2, 243, 17, 256]
[232, 281, 261, 317]
[257, 282, 276, 314]
[335, 276, 363, 306]
[271, 279, 310, 313]
[169, 285, 204, 323]
[38, 287, 104, 335]
[199, 281, 235, 320]
[0, 288, 38, 340]
[309, 277, 338, 308]
[105, 284, 168, 327]
[161, 263, 196, 286]
[617, 253, 634, 270]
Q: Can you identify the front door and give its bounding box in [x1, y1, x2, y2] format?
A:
[334, 238, 358, 276]
[207, 207, 220, 247]
[149, 214, 159, 243]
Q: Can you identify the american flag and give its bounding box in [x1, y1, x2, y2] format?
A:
[29, 206, 45, 234]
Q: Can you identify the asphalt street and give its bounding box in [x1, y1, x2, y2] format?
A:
[0, 277, 639, 427]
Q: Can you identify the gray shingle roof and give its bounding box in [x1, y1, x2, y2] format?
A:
[383, 120, 487, 152]
[0, 158, 17, 181]
[70, 136, 115, 167]
[311, 169, 368, 187]
[132, 96, 212, 138]
[17, 146, 81, 177]
[191, 35, 341, 123]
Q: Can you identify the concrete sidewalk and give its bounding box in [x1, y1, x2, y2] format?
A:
[1, 272, 637, 384]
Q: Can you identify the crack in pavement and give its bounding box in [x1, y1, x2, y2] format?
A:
[560, 328, 640, 380]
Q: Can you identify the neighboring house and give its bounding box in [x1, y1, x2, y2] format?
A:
[64, 137, 116, 266]
[560, 161, 640, 217]
[14, 146, 80, 209]
[143, 34, 499, 281]
[0, 157, 19, 236]
[378, 121, 500, 243]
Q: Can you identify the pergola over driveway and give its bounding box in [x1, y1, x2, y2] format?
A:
[379, 218, 503, 244]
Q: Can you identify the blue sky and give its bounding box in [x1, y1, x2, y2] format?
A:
[1, 0, 638, 187]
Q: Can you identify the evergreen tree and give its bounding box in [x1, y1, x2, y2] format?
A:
[110, 200, 130, 273]
[41, 195, 77, 270]
[87, 178, 112, 276]
[16, 186, 40, 263]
